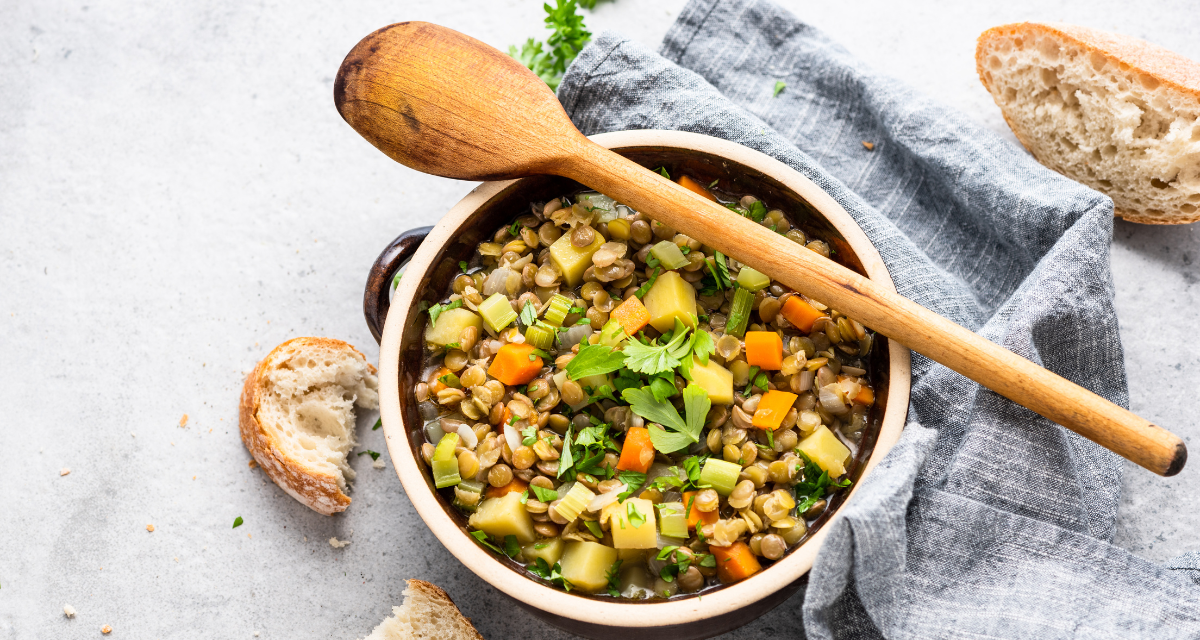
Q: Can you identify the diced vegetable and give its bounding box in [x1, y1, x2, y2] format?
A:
[711, 541, 761, 583]
[598, 319, 629, 348]
[484, 477, 529, 499]
[524, 324, 556, 350]
[683, 491, 718, 530]
[699, 458, 741, 496]
[642, 271, 698, 332]
[657, 502, 688, 539]
[554, 482, 596, 523]
[428, 366, 453, 394]
[687, 356, 733, 405]
[752, 390, 798, 430]
[602, 498, 657, 549]
[854, 385, 874, 405]
[469, 492, 536, 543]
[615, 427, 655, 474]
[676, 175, 718, 202]
[796, 425, 852, 477]
[431, 433, 461, 488]
[745, 331, 783, 370]
[543, 293, 573, 327]
[522, 537, 565, 566]
[559, 541, 619, 592]
[453, 479, 486, 512]
[781, 296, 824, 333]
[735, 267, 770, 292]
[478, 293, 518, 333]
[650, 240, 689, 270]
[488, 343, 544, 386]
[609, 296, 651, 337]
[424, 307, 482, 347]
[550, 231, 605, 288]
[725, 287, 754, 338]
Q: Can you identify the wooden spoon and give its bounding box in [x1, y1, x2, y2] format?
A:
[333, 22, 1186, 476]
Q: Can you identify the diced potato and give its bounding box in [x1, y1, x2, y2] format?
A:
[468, 492, 536, 544]
[688, 356, 733, 405]
[549, 232, 605, 288]
[601, 498, 657, 549]
[424, 307, 482, 347]
[521, 537, 565, 567]
[797, 425, 852, 477]
[559, 541, 618, 593]
[642, 271, 698, 332]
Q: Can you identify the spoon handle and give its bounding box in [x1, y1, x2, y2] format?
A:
[562, 139, 1186, 477]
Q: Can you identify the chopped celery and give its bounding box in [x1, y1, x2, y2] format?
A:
[453, 480, 485, 512]
[736, 267, 770, 292]
[725, 287, 754, 338]
[699, 458, 741, 496]
[458, 479, 486, 494]
[598, 319, 628, 347]
[657, 501, 688, 539]
[543, 294, 573, 327]
[554, 482, 596, 523]
[650, 241, 689, 270]
[479, 293, 518, 333]
[525, 324, 556, 350]
[432, 432, 461, 488]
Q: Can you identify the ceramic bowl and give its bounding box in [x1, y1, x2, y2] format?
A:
[365, 130, 910, 640]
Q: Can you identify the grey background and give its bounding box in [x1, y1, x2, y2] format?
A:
[0, 1, 1195, 639]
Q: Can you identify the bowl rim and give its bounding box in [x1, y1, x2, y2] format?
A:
[378, 129, 911, 628]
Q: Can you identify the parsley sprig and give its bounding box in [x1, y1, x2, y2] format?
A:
[509, 0, 594, 91]
[793, 451, 852, 514]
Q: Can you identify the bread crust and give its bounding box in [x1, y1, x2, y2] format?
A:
[239, 337, 377, 516]
[976, 22, 1200, 224]
[403, 580, 484, 639]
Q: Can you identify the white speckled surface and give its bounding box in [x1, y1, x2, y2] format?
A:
[1, 1, 1196, 638]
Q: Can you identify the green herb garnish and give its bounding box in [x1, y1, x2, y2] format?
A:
[372, 418, 382, 431]
[773, 80, 786, 97]
[470, 530, 503, 554]
[566, 344, 627, 380]
[531, 485, 559, 503]
[605, 559, 624, 597]
[232, 516, 243, 529]
[358, 449, 381, 461]
[427, 299, 463, 327]
[657, 166, 671, 179]
[793, 451, 852, 514]
[508, 0, 593, 91]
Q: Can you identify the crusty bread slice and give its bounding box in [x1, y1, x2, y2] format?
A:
[360, 580, 484, 640]
[239, 337, 379, 515]
[976, 22, 1200, 224]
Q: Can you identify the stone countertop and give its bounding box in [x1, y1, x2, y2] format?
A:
[1, 1, 1195, 638]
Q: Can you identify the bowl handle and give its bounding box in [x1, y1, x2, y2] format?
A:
[364, 226, 433, 344]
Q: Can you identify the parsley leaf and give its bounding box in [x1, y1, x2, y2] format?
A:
[531, 485, 559, 503]
[657, 166, 671, 179]
[521, 425, 538, 447]
[706, 252, 732, 291]
[617, 470, 646, 501]
[427, 299, 463, 327]
[634, 267, 661, 299]
[773, 80, 786, 97]
[623, 318, 692, 375]
[232, 516, 243, 529]
[519, 299, 538, 328]
[566, 344, 627, 380]
[504, 535, 521, 558]
[605, 559, 624, 597]
[508, 0, 593, 91]
[747, 200, 768, 223]
[627, 501, 647, 528]
[459, 260, 469, 273]
[557, 426, 574, 478]
[793, 451, 853, 515]
[585, 519, 605, 539]
[649, 375, 677, 403]
[357, 449, 381, 461]
[470, 530, 503, 554]
[372, 418, 382, 431]
[708, 178, 719, 188]
[621, 386, 685, 433]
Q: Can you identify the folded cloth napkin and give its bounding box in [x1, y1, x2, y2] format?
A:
[558, 0, 1200, 637]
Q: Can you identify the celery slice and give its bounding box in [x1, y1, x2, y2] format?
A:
[432, 432, 460, 462]
[479, 293, 518, 333]
[458, 479, 486, 494]
[598, 319, 628, 348]
[735, 267, 770, 292]
[543, 294, 573, 327]
[657, 501, 688, 539]
[432, 432, 462, 488]
[650, 241, 689, 270]
[525, 324, 556, 350]
[553, 482, 596, 523]
[699, 458, 741, 495]
[725, 287, 754, 338]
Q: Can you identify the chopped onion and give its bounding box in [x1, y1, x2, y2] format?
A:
[503, 423, 522, 453]
[819, 385, 849, 415]
[796, 369, 815, 392]
[557, 324, 592, 349]
[424, 419, 446, 443]
[483, 268, 517, 296]
[454, 422, 478, 449]
[587, 484, 626, 512]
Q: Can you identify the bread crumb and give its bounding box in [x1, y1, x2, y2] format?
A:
[372, 458, 386, 469]
[60, 468, 70, 476]
[192, 475, 196, 480]
[248, 460, 258, 469]
[329, 537, 350, 548]
[179, 414, 189, 428]
[254, 632, 260, 637]
[861, 141, 874, 150]
[174, 557, 179, 562]
[101, 625, 112, 634]
[63, 604, 76, 618]
[130, 432, 136, 437]
[146, 524, 155, 532]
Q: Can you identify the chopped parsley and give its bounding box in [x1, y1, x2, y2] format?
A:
[372, 418, 382, 431]
[427, 299, 463, 327]
[470, 530, 503, 554]
[773, 80, 786, 97]
[656, 166, 671, 179]
[357, 449, 382, 461]
[605, 559, 624, 597]
[794, 451, 852, 514]
[531, 485, 559, 503]
[232, 516, 243, 529]
[458, 260, 469, 273]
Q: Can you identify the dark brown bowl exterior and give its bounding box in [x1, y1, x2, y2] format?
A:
[372, 131, 911, 639]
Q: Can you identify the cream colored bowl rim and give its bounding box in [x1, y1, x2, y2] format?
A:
[378, 129, 911, 628]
